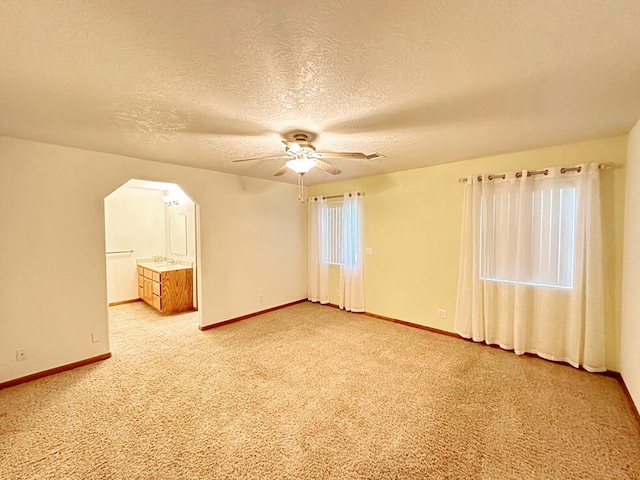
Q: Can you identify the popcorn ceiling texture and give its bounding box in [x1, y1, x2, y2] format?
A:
[1, 301, 639, 479]
[0, 1, 639, 184]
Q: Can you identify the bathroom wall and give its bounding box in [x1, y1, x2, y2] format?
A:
[163, 189, 196, 265]
[104, 186, 166, 304]
[163, 189, 197, 307]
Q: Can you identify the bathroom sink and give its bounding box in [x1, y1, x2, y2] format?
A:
[158, 264, 186, 270]
[138, 261, 189, 272]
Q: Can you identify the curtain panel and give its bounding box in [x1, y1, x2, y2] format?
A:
[454, 163, 606, 372]
[308, 197, 329, 304]
[339, 192, 365, 312]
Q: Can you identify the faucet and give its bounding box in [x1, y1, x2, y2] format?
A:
[167, 258, 175, 264]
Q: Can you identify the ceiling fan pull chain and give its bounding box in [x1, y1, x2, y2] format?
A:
[298, 174, 305, 203]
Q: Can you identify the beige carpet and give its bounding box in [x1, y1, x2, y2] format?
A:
[1, 301, 639, 479]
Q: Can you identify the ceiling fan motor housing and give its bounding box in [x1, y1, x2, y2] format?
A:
[290, 133, 315, 151]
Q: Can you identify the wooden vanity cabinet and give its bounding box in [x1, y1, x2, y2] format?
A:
[137, 266, 193, 314]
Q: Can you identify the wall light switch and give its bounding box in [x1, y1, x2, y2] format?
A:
[365, 247, 373, 255]
[16, 349, 27, 361]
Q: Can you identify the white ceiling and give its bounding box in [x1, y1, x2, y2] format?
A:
[1, 1, 639, 185]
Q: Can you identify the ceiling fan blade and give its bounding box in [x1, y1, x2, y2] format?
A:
[315, 160, 342, 175]
[232, 155, 289, 163]
[273, 164, 289, 176]
[318, 151, 384, 160]
[317, 151, 368, 159]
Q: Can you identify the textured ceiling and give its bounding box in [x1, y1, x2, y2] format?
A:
[1, 1, 639, 185]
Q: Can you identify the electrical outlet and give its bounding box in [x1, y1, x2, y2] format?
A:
[16, 349, 27, 361]
[92, 332, 100, 343]
[259, 294, 263, 302]
[437, 309, 447, 319]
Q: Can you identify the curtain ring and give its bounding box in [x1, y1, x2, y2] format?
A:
[544, 169, 549, 175]
[477, 175, 482, 182]
[578, 166, 582, 173]
[516, 172, 522, 178]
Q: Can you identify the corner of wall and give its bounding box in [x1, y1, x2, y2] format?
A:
[620, 119, 640, 412]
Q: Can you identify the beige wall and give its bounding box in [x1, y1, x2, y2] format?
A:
[309, 135, 627, 371]
[0, 136, 307, 384]
[621, 121, 640, 410]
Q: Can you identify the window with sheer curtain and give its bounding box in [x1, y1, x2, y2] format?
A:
[308, 192, 364, 312]
[480, 183, 577, 289]
[324, 203, 343, 265]
[455, 164, 606, 372]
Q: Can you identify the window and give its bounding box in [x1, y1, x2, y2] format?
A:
[480, 183, 577, 289]
[324, 203, 343, 265]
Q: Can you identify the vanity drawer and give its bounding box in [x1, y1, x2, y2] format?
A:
[138, 286, 144, 299]
[152, 281, 161, 296]
[143, 268, 152, 279]
[152, 271, 161, 283]
[137, 266, 144, 276]
[152, 294, 161, 310]
[137, 275, 144, 287]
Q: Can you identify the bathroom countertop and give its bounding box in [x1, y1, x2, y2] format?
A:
[137, 261, 192, 273]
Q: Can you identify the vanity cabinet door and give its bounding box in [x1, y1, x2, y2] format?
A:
[143, 277, 154, 304]
[138, 274, 144, 300]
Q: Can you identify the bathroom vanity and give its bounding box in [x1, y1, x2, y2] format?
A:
[137, 261, 193, 314]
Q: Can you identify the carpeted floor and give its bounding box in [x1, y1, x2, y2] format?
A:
[1, 301, 639, 479]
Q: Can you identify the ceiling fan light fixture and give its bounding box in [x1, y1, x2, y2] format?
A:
[286, 157, 316, 174]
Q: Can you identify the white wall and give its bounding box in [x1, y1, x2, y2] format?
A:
[0, 136, 308, 384]
[104, 186, 166, 304]
[621, 120, 640, 411]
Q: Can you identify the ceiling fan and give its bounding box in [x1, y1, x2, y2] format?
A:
[232, 131, 384, 202]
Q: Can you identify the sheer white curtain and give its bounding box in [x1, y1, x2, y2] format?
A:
[308, 197, 329, 304]
[455, 163, 606, 372]
[339, 192, 365, 312]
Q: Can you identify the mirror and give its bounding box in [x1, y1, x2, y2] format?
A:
[169, 215, 187, 255]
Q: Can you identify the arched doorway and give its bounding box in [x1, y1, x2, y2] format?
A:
[104, 179, 201, 334]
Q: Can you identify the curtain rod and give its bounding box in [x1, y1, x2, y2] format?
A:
[312, 192, 365, 200]
[458, 162, 614, 183]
